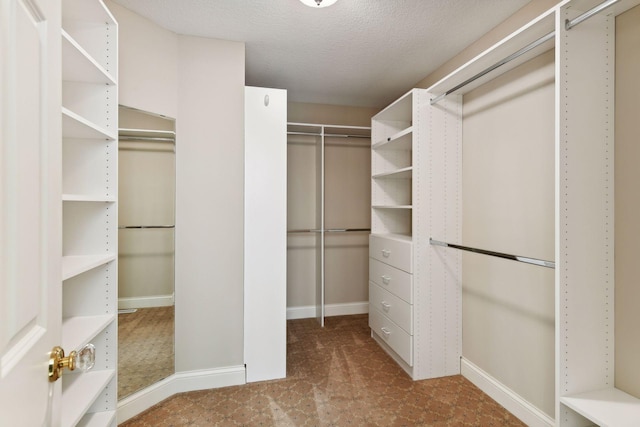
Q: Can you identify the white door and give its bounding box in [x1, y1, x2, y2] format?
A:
[0, 0, 62, 425]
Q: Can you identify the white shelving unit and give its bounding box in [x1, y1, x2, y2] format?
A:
[416, 0, 640, 424]
[61, 0, 118, 425]
[370, 89, 462, 380]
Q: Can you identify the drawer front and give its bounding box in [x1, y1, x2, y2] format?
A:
[369, 308, 413, 366]
[369, 235, 413, 273]
[369, 258, 412, 303]
[369, 282, 413, 334]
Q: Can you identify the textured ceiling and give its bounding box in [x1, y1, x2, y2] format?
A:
[111, 0, 529, 108]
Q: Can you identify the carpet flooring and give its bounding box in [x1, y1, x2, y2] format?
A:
[118, 306, 175, 399]
[121, 314, 525, 426]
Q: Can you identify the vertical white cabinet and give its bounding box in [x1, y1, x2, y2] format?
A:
[61, 0, 118, 425]
[244, 87, 287, 382]
[370, 89, 462, 380]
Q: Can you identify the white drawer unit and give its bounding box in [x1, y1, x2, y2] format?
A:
[369, 234, 413, 273]
[369, 307, 413, 366]
[369, 282, 413, 334]
[369, 258, 412, 304]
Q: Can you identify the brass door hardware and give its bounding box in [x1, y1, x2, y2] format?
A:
[48, 344, 95, 382]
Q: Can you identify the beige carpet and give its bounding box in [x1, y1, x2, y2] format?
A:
[118, 306, 175, 399]
[121, 314, 524, 426]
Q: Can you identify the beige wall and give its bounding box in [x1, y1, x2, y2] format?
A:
[106, 2, 246, 372]
[462, 50, 555, 416]
[615, 4, 640, 398]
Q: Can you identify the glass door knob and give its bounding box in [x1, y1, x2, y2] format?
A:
[48, 343, 96, 382]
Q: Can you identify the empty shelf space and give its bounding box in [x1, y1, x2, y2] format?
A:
[62, 314, 115, 353]
[561, 388, 640, 427]
[62, 254, 116, 281]
[373, 127, 413, 150]
[62, 194, 116, 203]
[61, 370, 115, 427]
[76, 411, 116, 427]
[373, 167, 413, 179]
[62, 108, 116, 140]
[62, 30, 116, 85]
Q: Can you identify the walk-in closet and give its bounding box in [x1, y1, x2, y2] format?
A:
[287, 123, 371, 325]
[117, 106, 176, 400]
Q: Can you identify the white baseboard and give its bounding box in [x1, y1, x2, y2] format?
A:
[286, 302, 369, 320]
[460, 357, 555, 427]
[117, 365, 245, 424]
[118, 294, 174, 310]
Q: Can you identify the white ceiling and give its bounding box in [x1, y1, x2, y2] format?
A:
[111, 0, 530, 108]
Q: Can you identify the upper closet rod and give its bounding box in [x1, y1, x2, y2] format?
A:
[287, 131, 371, 139]
[430, 238, 555, 269]
[430, 31, 555, 105]
[287, 228, 371, 233]
[565, 0, 620, 30]
[430, 0, 619, 105]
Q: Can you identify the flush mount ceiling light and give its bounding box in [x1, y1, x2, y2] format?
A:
[299, 0, 338, 8]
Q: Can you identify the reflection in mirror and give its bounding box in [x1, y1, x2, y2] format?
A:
[117, 105, 176, 400]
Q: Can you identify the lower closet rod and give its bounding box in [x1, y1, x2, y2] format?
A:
[430, 238, 555, 269]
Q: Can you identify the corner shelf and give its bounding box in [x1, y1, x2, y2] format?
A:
[560, 388, 640, 427]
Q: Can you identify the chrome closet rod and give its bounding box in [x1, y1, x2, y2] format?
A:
[287, 131, 371, 139]
[287, 228, 371, 233]
[429, 238, 555, 269]
[119, 225, 175, 229]
[430, 31, 555, 105]
[565, 0, 620, 30]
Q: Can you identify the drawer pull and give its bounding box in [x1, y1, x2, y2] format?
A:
[380, 327, 391, 337]
[381, 275, 391, 285]
[381, 301, 391, 312]
[382, 249, 391, 258]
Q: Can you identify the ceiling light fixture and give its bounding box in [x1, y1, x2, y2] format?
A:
[299, 0, 338, 8]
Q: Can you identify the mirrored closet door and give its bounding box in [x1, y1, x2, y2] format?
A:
[117, 105, 176, 399]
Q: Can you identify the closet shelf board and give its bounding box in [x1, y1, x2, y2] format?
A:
[62, 254, 116, 281]
[62, 194, 116, 203]
[62, 108, 116, 140]
[373, 205, 413, 210]
[76, 410, 116, 427]
[62, 30, 116, 85]
[62, 314, 115, 353]
[374, 89, 413, 121]
[560, 388, 640, 427]
[370, 232, 412, 243]
[61, 370, 115, 427]
[373, 167, 412, 179]
[373, 127, 413, 150]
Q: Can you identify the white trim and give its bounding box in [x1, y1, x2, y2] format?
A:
[116, 365, 246, 424]
[286, 302, 369, 320]
[460, 357, 554, 427]
[118, 294, 174, 309]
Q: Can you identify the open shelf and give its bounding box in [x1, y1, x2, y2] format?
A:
[62, 30, 115, 85]
[61, 370, 115, 427]
[373, 127, 413, 150]
[62, 254, 116, 281]
[62, 194, 116, 203]
[62, 314, 115, 352]
[561, 388, 640, 426]
[62, 108, 115, 140]
[76, 411, 116, 427]
[373, 166, 412, 179]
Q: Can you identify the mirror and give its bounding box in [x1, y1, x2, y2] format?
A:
[117, 105, 176, 399]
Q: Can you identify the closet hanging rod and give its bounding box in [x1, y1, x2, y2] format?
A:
[118, 225, 175, 229]
[565, 0, 620, 30]
[430, 30, 555, 105]
[287, 228, 371, 233]
[287, 131, 371, 139]
[287, 122, 371, 130]
[429, 238, 555, 269]
[119, 136, 175, 142]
